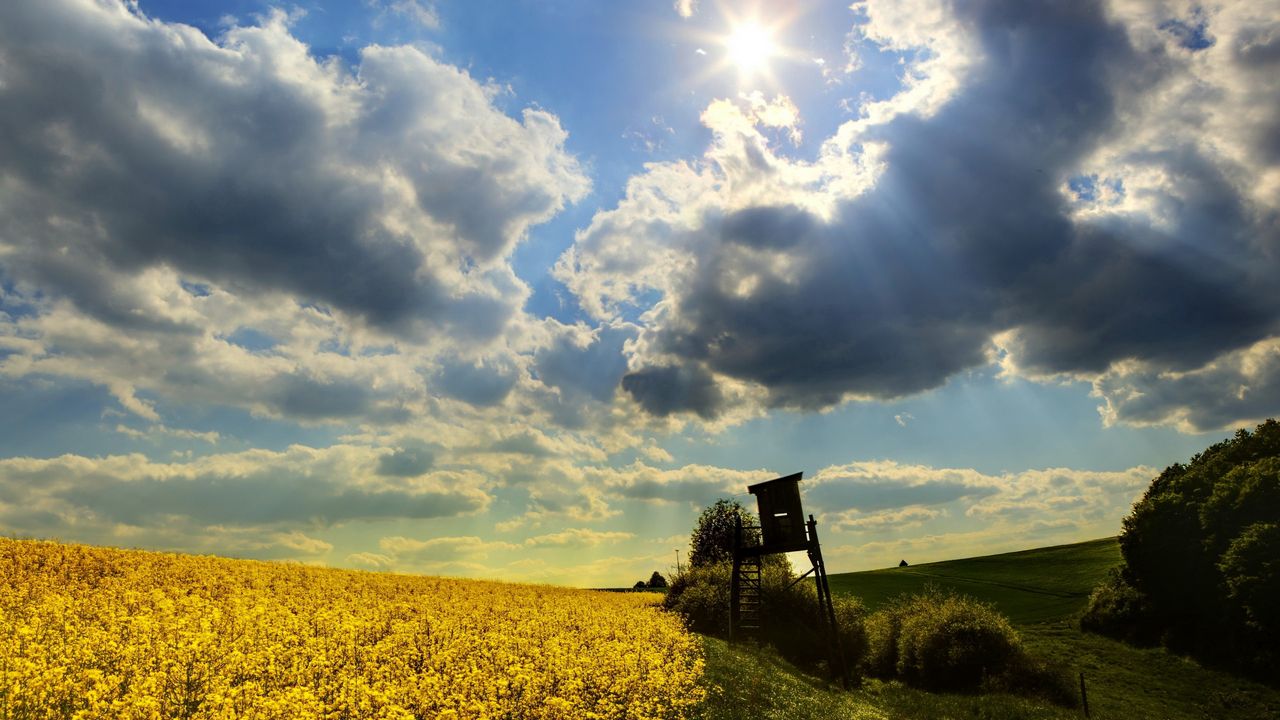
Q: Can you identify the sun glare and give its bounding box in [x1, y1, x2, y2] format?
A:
[726, 21, 776, 76]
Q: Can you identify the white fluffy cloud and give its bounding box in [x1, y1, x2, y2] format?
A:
[0, 0, 595, 428]
[807, 459, 1153, 548]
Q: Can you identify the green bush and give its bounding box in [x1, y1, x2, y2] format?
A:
[865, 589, 1025, 692]
[895, 591, 1022, 691]
[662, 562, 731, 636]
[864, 599, 905, 677]
[831, 594, 871, 676]
[1079, 568, 1157, 645]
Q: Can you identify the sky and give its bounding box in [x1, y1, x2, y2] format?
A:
[1, 0, 1278, 587]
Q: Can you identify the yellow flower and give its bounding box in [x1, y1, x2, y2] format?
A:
[0, 538, 705, 719]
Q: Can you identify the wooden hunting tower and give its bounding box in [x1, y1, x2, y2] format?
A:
[749, 472, 808, 552]
[730, 471, 847, 683]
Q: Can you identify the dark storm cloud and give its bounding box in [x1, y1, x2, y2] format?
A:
[609, 0, 1280, 419]
[621, 364, 724, 419]
[0, 0, 586, 338]
[719, 205, 816, 250]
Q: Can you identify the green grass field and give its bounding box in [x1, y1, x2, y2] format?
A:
[696, 536, 1280, 720]
[826, 537, 1121, 624]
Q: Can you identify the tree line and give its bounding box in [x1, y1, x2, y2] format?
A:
[1082, 418, 1279, 682]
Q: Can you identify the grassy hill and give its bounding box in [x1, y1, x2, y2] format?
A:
[826, 537, 1121, 623]
[697, 536, 1280, 720]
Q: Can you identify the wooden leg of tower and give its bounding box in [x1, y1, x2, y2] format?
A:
[730, 550, 742, 643]
[808, 515, 848, 686]
[730, 516, 742, 643]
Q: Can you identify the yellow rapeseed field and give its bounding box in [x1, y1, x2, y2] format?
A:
[0, 538, 705, 719]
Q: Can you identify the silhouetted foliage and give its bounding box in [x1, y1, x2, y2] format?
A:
[687, 498, 788, 571]
[1082, 419, 1280, 679]
[688, 499, 758, 568]
[1079, 569, 1158, 645]
[648, 571, 668, 589]
[633, 580, 647, 590]
[1218, 521, 1280, 633]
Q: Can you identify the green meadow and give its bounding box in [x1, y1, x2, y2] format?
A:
[827, 537, 1121, 623]
[696, 537, 1280, 720]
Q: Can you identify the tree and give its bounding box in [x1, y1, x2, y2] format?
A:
[648, 571, 668, 588]
[687, 498, 789, 571]
[1219, 522, 1280, 633]
[1083, 418, 1280, 675]
[633, 580, 647, 590]
[688, 498, 760, 568]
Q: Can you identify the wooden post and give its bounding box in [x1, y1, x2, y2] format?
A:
[729, 515, 742, 643]
[808, 515, 847, 687]
[1079, 671, 1090, 718]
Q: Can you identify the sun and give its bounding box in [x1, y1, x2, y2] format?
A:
[679, 4, 802, 89]
[725, 21, 777, 77]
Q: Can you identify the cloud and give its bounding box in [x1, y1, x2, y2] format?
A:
[378, 535, 519, 562]
[385, 0, 440, 29]
[522, 528, 634, 548]
[622, 116, 677, 154]
[432, 356, 519, 407]
[368, 528, 633, 574]
[1091, 336, 1280, 432]
[0, 445, 490, 535]
[376, 440, 437, 477]
[831, 506, 944, 532]
[271, 530, 335, 555]
[0, 293, 427, 424]
[588, 462, 773, 504]
[803, 459, 1153, 544]
[820, 463, 1154, 568]
[807, 461, 1000, 512]
[0, 0, 592, 426]
[115, 423, 221, 444]
[533, 322, 636, 405]
[674, 0, 697, 20]
[347, 552, 395, 569]
[621, 364, 725, 419]
[556, 0, 1280, 428]
[0, 1, 586, 334]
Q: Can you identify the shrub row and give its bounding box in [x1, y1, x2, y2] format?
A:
[664, 568, 1073, 703]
